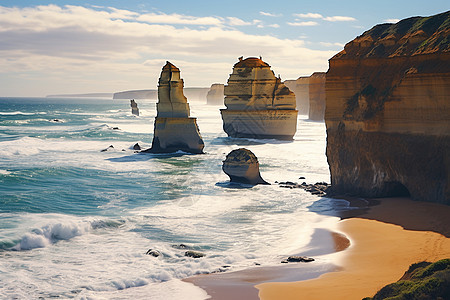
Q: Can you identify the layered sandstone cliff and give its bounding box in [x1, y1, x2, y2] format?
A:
[206, 83, 224, 105]
[146, 62, 204, 154]
[325, 11, 450, 204]
[284, 77, 309, 115]
[308, 72, 326, 121]
[221, 57, 298, 140]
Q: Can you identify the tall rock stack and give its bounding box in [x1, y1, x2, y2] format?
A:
[325, 11, 450, 204]
[284, 76, 310, 115]
[130, 99, 139, 116]
[308, 72, 326, 121]
[220, 57, 298, 140]
[147, 62, 204, 154]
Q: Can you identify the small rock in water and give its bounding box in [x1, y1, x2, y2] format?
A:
[133, 143, 141, 150]
[185, 250, 205, 258]
[281, 256, 315, 263]
[112, 127, 120, 130]
[145, 249, 162, 257]
[172, 243, 191, 250]
[299, 176, 305, 179]
[101, 145, 114, 152]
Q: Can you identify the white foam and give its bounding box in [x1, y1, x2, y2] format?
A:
[0, 111, 47, 115]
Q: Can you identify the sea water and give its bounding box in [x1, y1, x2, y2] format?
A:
[0, 97, 343, 299]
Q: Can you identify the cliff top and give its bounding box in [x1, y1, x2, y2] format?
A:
[334, 10, 450, 59]
[234, 57, 270, 68]
[224, 148, 258, 164]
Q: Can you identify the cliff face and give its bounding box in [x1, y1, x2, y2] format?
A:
[308, 72, 326, 121]
[220, 57, 298, 140]
[206, 83, 224, 105]
[326, 11, 450, 204]
[284, 77, 310, 115]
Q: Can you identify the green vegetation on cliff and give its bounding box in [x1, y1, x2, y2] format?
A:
[364, 259, 450, 300]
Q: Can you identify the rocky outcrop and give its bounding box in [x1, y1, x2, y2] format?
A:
[284, 77, 310, 115]
[222, 148, 269, 185]
[130, 99, 139, 116]
[145, 62, 204, 154]
[206, 83, 224, 105]
[220, 57, 298, 140]
[325, 11, 450, 204]
[308, 72, 326, 121]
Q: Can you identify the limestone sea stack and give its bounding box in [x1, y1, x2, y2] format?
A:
[130, 99, 139, 116]
[146, 62, 204, 154]
[206, 83, 224, 105]
[220, 57, 298, 140]
[222, 148, 269, 185]
[325, 11, 450, 204]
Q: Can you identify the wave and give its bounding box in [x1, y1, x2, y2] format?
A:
[7, 218, 125, 251]
[0, 111, 47, 115]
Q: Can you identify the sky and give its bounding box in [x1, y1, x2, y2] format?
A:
[0, 1, 448, 96]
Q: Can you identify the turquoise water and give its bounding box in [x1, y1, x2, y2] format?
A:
[0, 97, 339, 299]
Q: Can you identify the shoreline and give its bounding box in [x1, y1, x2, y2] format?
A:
[186, 197, 450, 299]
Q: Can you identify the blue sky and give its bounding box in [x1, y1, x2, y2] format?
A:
[0, 1, 448, 96]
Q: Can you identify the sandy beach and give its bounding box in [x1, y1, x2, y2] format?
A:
[187, 197, 450, 299]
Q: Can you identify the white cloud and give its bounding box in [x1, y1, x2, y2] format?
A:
[384, 18, 400, 23]
[0, 5, 335, 96]
[227, 17, 252, 26]
[319, 42, 345, 47]
[323, 16, 356, 22]
[293, 13, 323, 19]
[293, 12, 357, 22]
[287, 21, 319, 27]
[268, 24, 280, 28]
[260, 11, 282, 17]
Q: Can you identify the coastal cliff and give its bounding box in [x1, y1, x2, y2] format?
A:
[206, 83, 224, 105]
[308, 72, 326, 121]
[221, 57, 298, 140]
[325, 11, 450, 204]
[284, 77, 309, 115]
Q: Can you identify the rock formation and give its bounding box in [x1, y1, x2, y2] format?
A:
[130, 99, 139, 116]
[325, 11, 450, 204]
[284, 76, 310, 115]
[220, 57, 298, 140]
[145, 62, 204, 154]
[308, 72, 326, 121]
[206, 83, 224, 105]
[222, 148, 269, 185]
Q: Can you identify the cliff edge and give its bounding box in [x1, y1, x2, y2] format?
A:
[325, 11, 450, 204]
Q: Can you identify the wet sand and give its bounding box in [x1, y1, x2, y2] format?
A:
[187, 197, 450, 299]
[257, 197, 450, 299]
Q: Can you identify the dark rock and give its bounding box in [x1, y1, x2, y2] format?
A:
[146, 249, 161, 257]
[299, 176, 306, 179]
[185, 250, 205, 258]
[133, 143, 141, 150]
[101, 145, 114, 152]
[284, 256, 315, 263]
[172, 243, 191, 250]
[112, 127, 120, 130]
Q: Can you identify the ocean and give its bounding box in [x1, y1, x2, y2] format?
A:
[0, 97, 345, 299]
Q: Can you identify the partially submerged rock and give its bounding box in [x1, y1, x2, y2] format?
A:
[145, 62, 204, 154]
[278, 181, 329, 196]
[185, 250, 205, 258]
[222, 148, 269, 185]
[281, 256, 315, 263]
[145, 249, 161, 257]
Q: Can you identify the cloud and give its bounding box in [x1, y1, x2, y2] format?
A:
[293, 12, 357, 22]
[260, 11, 282, 17]
[287, 21, 319, 27]
[227, 17, 252, 26]
[268, 24, 280, 28]
[0, 5, 335, 95]
[323, 16, 356, 22]
[293, 13, 323, 19]
[319, 42, 345, 47]
[384, 18, 400, 23]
